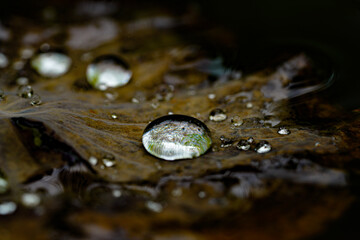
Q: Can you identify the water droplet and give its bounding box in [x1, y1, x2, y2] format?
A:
[0, 201, 17, 215]
[146, 201, 163, 213]
[21, 193, 41, 207]
[13, 60, 25, 70]
[0, 177, 9, 194]
[246, 102, 253, 108]
[86, 55, 132, 91]
[247, 137, 254, 144]
[220, 135, 233, 148]
[16, 77, 29, 86]
[112, 189, 122, 198]
[209, 109, 227, 122]
[0, 52, 9, 68]
[102, 154, 116, 167]
[198, 191, 206, 198]
[88, 156, 98, 166]
[237, 139, 251, 151]
[315, 142, 320, 147]
[20, 47, 35, 59]
[111, 114, 118, 119]
[29, 94, 42, 106]
[255, 140, 271, 153]
[168, 111, 174, 115]
[231, 115, 243, 127]
[171, 188, 183, 197]
[31, 52, 72, 78]
[17, 85, 33, 98]
[277, 126, 291, 135]
[208, 93, 216, 100]
[142, 115, 212, 161]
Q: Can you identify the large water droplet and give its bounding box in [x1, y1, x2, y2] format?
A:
[209, 109, 227, 122]
[277, 126, 291, 135]
[142, 115, 212, 161]
[86, 55, 132, 91]
[31, 52, 72, 78]
[255, 140, 272, 153]
[0, 52, 9, 68]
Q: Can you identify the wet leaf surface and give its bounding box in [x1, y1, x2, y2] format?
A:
[0, 1, 360, 240]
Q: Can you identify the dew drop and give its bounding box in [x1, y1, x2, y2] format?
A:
[111, 114, 118, 119]
[198, 191, 206, 198]
[112, 189, 122, 198]
[277, 126, 291, 135]
[142, 115, 212, 161]
[237, 139, 251, 151]
[247, 137, 254, 144]
[31, 52, 72, 78]
[0, 52, 9, 68]
[29, 94, 42, 106]
[255, 140, 271, 153]
[17, 85, 33, 98]
[0, 201, 17, 215]
[86, 55, 132, 91]
[21, 193, 41, 207]
[209, 109, 227, 122]
[231, 115, 243, 127]
[102, 154, 116, 167]
[246, 102, 253, 108]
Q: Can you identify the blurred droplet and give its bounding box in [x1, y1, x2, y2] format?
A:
[89, 156, 98, 166]
[142, 115, 212, 161]
[86, 55, 132, 91]
[209, 109, 227, 122]
[0, 52, 9, 68]
[0, 177, 9, 194]
[31, 52, 72, 78]
[102, 154, 116, 167]
[17, 85, 33, 98]
[146, 201, 163, 213]
[21, 193, 41, 207]
[231, 116, 243, 127]
[0, 201, 17, 215]
[246, 102, 253, 108]
[220, 135, 233, 148]
[16, 77, 29, 86]
[112, 189, 122, 198]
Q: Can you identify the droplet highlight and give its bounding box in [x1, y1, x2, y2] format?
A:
[31, 52, 72, 78]
[255, 140, 272, 153]
[277, 126, 291, 135]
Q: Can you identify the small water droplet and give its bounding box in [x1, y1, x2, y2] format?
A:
[20, 47, 35, 59]
[0, 201, 17, 215]
[168, 111, 174, 115]
[31, 52, 72, 78]
[88, 156, 98, 166]
[40, 43, 50, 52]
[315, 142, 320, 147]
[13, 60, 25, 70]
[208, 93, 216, 100]
[246, 102, 253, 108]
[0, 177, 9, 194]
[87, 55, 132, 91]
[16, 77, 29, 86]
[102, 154, 116, 167]
[104, 92, 118, 101]
[209, 109, 227, 122]
[111, 114, 118, 119]
[132, 97, 140, 103]
[255, 140, 271, 153]
[21, 193, 41, 207]
[237, 139, 251, 151]
[17, 85, 33, 98]
[29, 94, 42, 106]
[247, 137, 254, 144]
[231, 115, 243, 127]
[198, 191, 206, 198]
[220, 135, 233, 148]
[0, 52, 9, 68]
[151, 101, 160, 109]
[171, 188, 183, 197]
[277, 126, 291, 135]
[146, 201, 163, 213]
[142, 115, 212, 161]
[112, 189, 122, 198]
